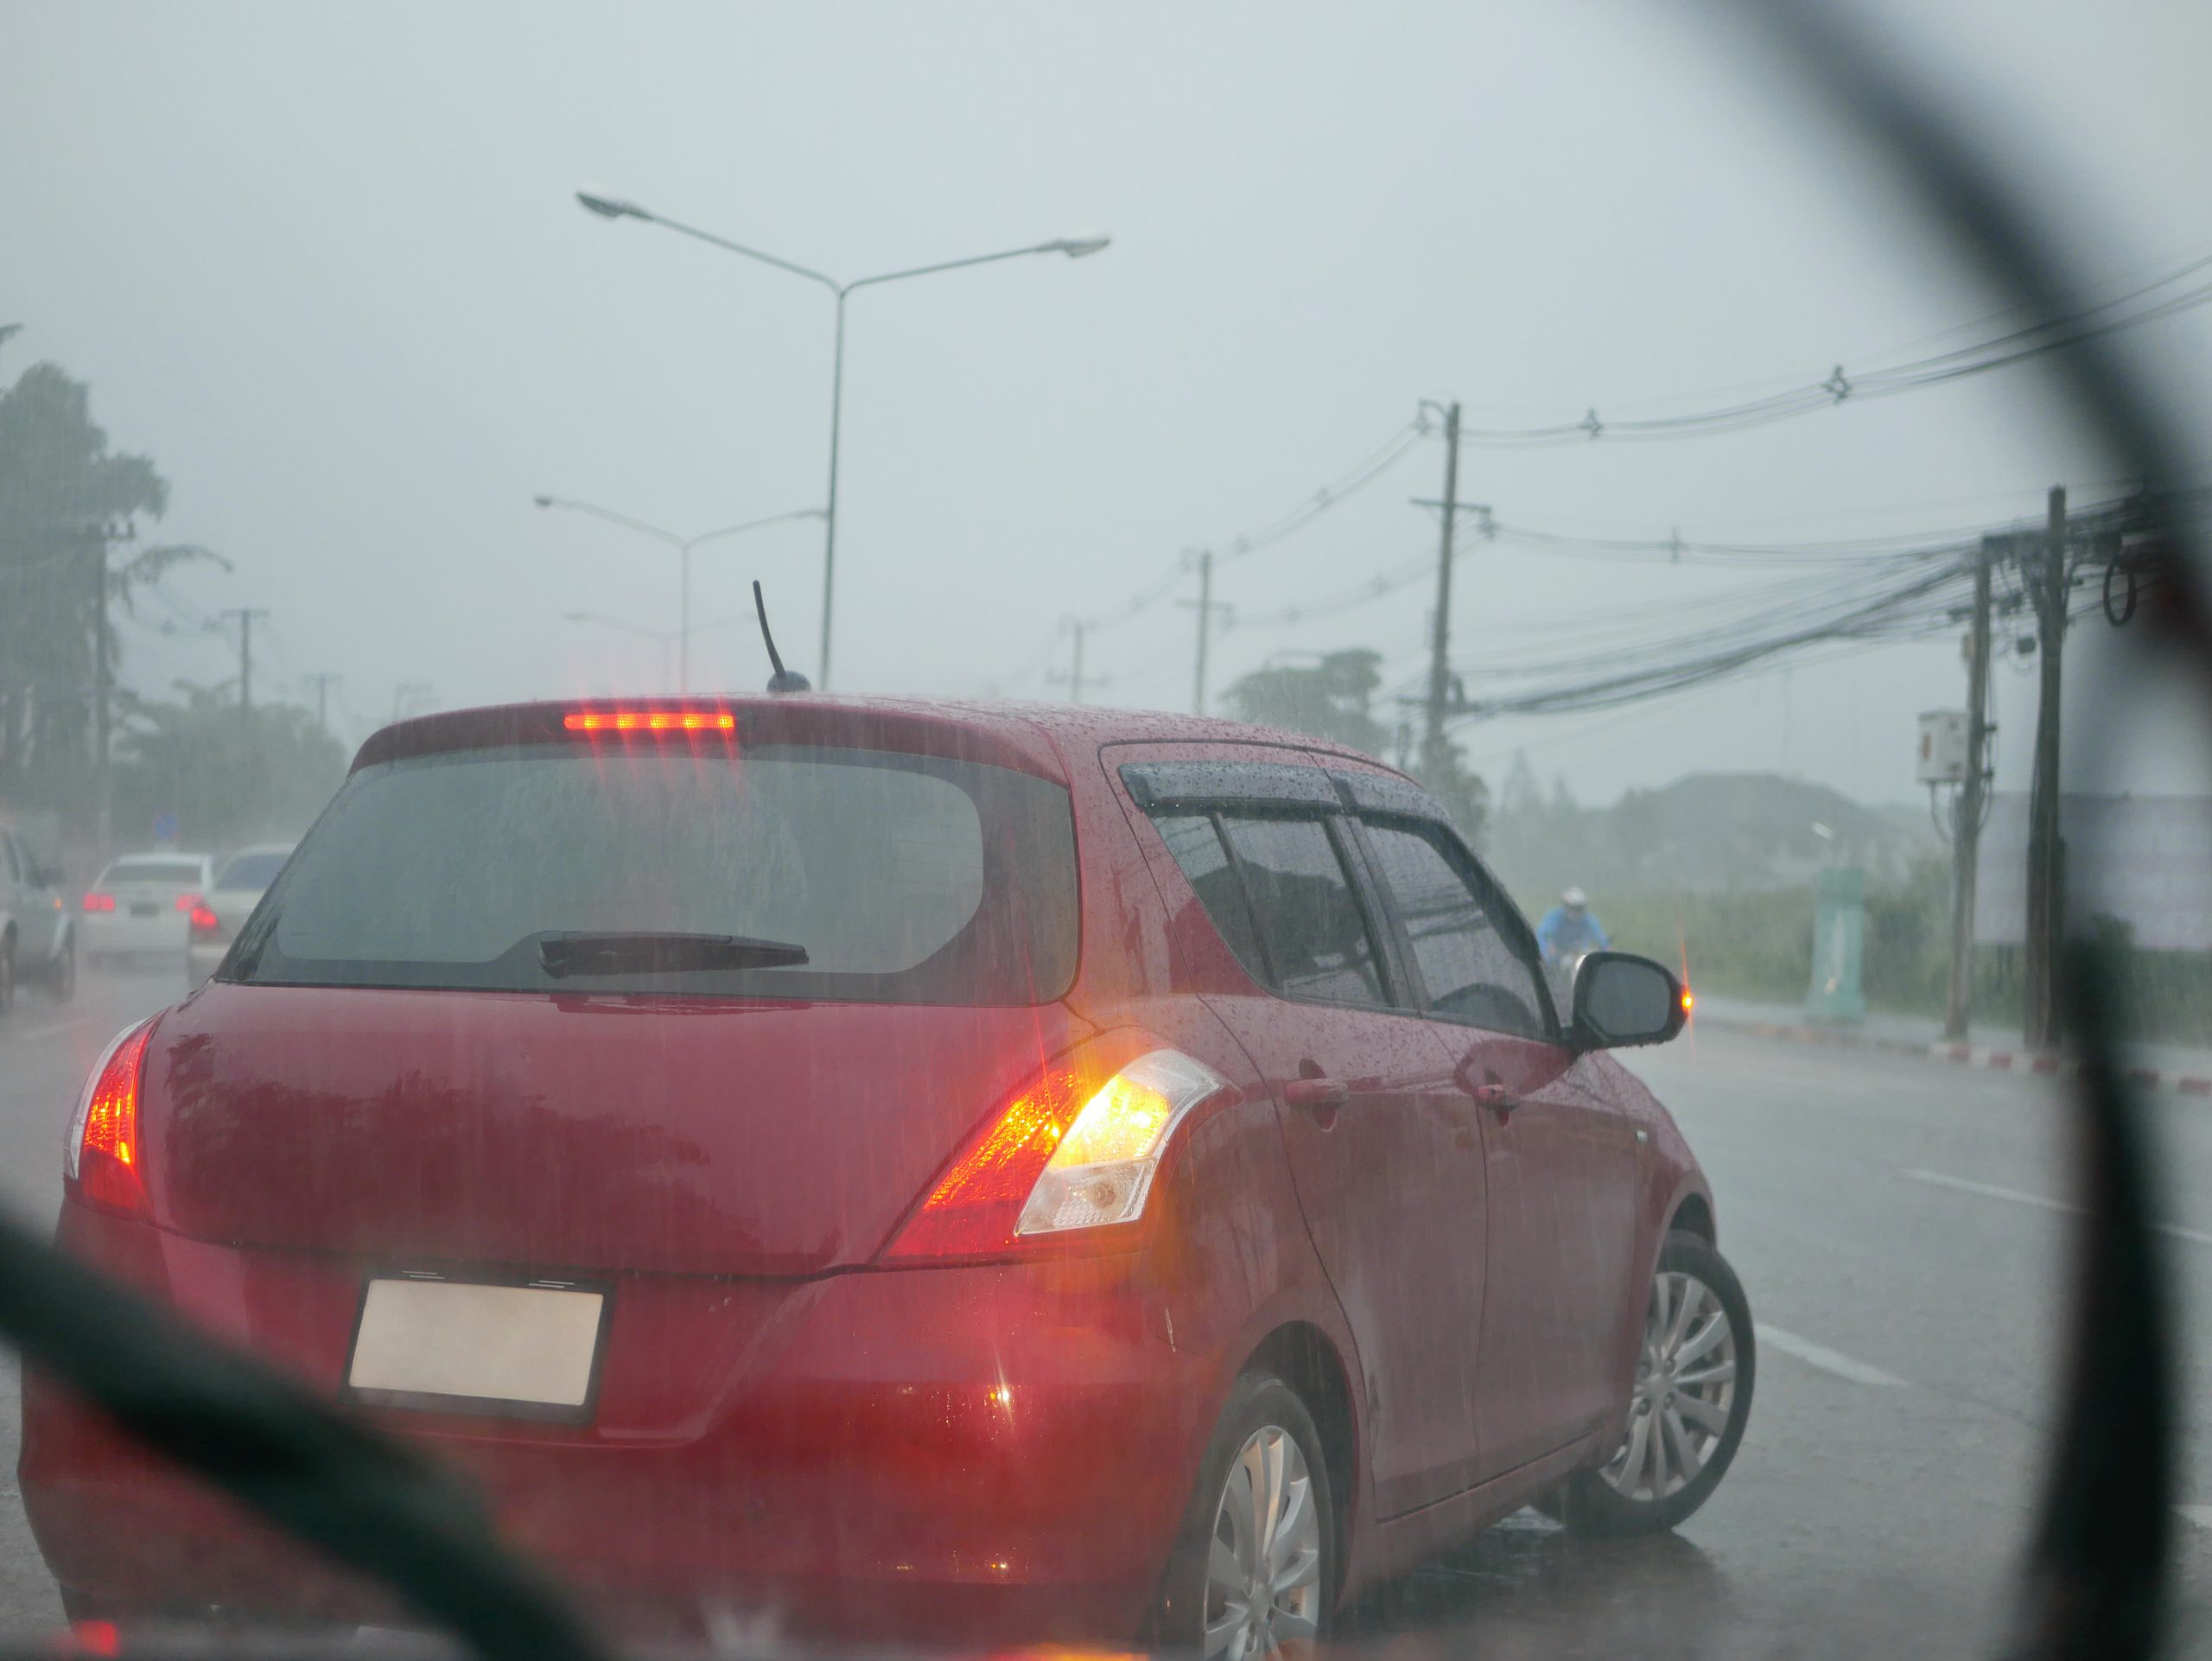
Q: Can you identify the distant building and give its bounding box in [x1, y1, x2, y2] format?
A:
[1486, 769, 1942, 901]
[1974, 792, 2212, 951]
[1612, 773, 1935, 893]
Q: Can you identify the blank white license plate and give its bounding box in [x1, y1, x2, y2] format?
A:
[346, 1278, 607, 1421]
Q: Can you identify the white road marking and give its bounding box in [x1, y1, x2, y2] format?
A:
[1758, 1324, 1910, 1388]
[1902, 1168, 2212, 1248]
[2178, 1505, 2212, 1531]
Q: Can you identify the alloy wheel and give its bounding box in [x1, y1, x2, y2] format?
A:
[1205, 1424, 1324, 1661]
[1599, 1268, 1739, 1504]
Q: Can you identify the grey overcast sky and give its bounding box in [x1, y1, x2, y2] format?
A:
[7, 1, 2209, 806]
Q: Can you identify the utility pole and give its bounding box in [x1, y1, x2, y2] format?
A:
[1179, 549, 1218, 716]
[1420, 401, 1464, 786]
[90, 526, 112, 858]
[1047, 620, 1106, 706]
[1943, 537, 1997, 1041]
[304, 673, 340, 733]
[219, 608, 270, 711]
[2023, 487, 2068, 1050]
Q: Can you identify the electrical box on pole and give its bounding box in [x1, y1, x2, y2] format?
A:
[1916, 710, 1970, 784]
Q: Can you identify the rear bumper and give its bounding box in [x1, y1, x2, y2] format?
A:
[20, 1206, 1217, 1644]
[185, 942, 226, 979]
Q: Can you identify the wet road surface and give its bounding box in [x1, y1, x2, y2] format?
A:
[2, 966, 2209, 1655]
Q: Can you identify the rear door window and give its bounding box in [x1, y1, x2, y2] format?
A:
[1153, 808, 1389, 1009]
[1149, 813, 1270, 982]
[1361, 817, 1550, 1040]
[228, 743, 1078, 1005]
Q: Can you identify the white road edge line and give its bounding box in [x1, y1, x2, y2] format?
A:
[1901, 1167, 2212, 1249]
[2178, 1505, 2212, 1531]
[1758, 1325, 1909, 1388]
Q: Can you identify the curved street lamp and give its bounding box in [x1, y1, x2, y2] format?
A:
[537, 496, 824, 692]
[574, 186, 1109, 688]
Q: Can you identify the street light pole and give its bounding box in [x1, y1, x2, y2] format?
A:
[536, 496, 823, 692]
[574, 188, 1108, 689]
[823, 289, 848, 687]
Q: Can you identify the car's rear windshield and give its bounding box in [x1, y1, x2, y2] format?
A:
[226, 742, 1080, 1004]
[102, 859, 204, 887]
[215, 850, 290, 891]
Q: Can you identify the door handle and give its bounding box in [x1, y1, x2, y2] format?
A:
[1284, 1077, 1350, 1111]
[1470, 1082, 1521, 1119]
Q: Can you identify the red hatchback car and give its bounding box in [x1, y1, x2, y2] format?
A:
[22, 697, 1753, 1655]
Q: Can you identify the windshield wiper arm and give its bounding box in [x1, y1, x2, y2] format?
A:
[536, 931, 810, 979]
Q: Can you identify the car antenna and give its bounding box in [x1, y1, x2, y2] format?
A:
[753, 580, 811, 693]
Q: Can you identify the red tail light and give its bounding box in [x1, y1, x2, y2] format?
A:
[67, 1021, 156, 1217]
[188, 903, 220, 934]
[80, 893, 116, 913]
[881, 1037, 1230, 1263]
[173, 892, 202, 912]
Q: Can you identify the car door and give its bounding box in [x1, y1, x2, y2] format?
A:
[2, 832, 53, 962]
[1344, 786, 1645, 1481]
[1117, 754, 1491, 1518]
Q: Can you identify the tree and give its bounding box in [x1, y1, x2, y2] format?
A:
[1224, 650, 1390, 756]
[1499, 750, 1544, 823]
[1421, 741, 1491, 847]
[0, 353, 212, 811]
[111, 685, 347, 852]
[1223, 646, 1489, 844]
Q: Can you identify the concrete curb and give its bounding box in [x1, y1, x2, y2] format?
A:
[1694, 1014, 2212, 1098]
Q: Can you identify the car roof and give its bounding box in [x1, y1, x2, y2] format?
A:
[356, 695, 1409, 785]
[222, 843, 296, 857]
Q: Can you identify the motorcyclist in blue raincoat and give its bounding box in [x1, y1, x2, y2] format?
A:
[1536, 886, 1611, 967]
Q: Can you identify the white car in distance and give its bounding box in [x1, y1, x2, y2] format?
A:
[80, 852, 218, 969]
[187, 843, 296, 981]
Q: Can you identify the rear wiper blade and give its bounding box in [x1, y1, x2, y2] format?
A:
[536, 930, 810, 978]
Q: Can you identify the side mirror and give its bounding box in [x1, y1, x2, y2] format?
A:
[1569, 951, 1689, 1050]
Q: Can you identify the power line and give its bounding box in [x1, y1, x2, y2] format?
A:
[1077, 417, 1431, 633]
[1450, 251, 2212, 449]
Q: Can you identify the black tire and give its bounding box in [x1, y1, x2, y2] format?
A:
[1154, 1371, 1337, 1658]
[1560, 1231, 1754, 1535]
[0, 934, 15, 1016]
[46, 932, 77, 1002]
